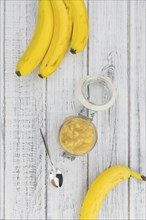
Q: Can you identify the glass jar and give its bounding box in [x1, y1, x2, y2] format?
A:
[58, 115, 97, 157]
[58, 75, 116, 159]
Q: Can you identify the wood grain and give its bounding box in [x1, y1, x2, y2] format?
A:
[0, 0, 5, 219]
[88, 1, 129, 219]
[129, 1, 146, 219]
[4, 1, 47, 219]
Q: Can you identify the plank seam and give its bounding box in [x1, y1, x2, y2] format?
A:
[127, 1, 131, 220]
[45, 79, 47, 220]
[87, 0, 90, 190]
[0, 0, 6, 219]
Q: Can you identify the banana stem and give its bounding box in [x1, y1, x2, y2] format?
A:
[141, 176, 146, 181]
[130, 170, 146, 181]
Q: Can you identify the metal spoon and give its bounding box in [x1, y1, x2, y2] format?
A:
[40, 128, 63, 188]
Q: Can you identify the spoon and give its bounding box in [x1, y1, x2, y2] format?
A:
[40, 128, 63, 188]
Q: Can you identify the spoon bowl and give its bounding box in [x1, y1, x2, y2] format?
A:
[49, 168, 63, 188]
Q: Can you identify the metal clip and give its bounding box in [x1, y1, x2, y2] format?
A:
[62, 152, 75, 161]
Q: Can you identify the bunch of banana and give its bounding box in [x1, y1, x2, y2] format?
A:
[16, 0, 89, 78]
[80, 165, 146, 220]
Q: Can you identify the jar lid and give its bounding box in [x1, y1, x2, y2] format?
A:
[76, 75, 116, 111]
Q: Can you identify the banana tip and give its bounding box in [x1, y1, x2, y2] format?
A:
[141, 175, 146, 181]
[38, 74, 44, 79]
[16, 71, 21, 77]
[70, 48, 76, 54]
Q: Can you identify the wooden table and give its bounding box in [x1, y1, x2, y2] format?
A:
[0, 0, 146, 219]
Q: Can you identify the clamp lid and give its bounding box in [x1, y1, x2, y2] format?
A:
[76, 75, 116, 111]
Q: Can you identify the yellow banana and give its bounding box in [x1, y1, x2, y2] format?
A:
[16, 0, 54, 76]
[39, 0, 72, 78]
[80, 165, 146, 220]
[69, 0, 89, 54]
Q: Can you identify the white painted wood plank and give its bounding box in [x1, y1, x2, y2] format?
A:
[46, 24, 88, 220]
[4, 1, 47, 219]
[130, 1, 146, 219]
[88, 1, 129, 219]
[0, 1, 5, 219]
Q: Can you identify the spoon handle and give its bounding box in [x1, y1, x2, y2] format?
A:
[40, 128, 53, 166]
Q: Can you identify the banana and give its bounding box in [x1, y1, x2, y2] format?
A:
[80, 165, 146, 220]
[39, 0, 72, 78]
[69, 0, 89, 54]
[16, 0, 54, 76]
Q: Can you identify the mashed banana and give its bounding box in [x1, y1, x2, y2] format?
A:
[59, 117, 97, 155]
